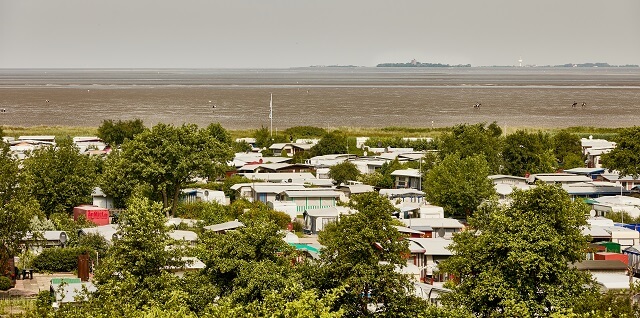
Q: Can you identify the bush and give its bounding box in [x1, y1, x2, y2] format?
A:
[0, 276, 11, 291]
[32, 247, 94, 272]
[35, 290, 52, 315]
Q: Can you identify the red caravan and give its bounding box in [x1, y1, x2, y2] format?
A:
[73, 205, 110, 226]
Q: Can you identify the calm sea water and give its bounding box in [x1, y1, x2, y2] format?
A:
[1, 67, 639, 129]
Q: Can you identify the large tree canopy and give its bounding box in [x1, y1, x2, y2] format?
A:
[423, 153, 496, 218]
[311, 131, 349, 156]
[328, 161, 361, 186]
[22, 138, 97, 216]
[437, 122, 504, 174]
[313, 192, 430, 316]
[439, 183, 598, 317]
[552, 130, 584, 169]
[0, 142, 40, 271]
[601, 126, 640, 178]
[502, 130, 556, 176]
[103, 123, 233, 216]
[97, 118, 145, 146]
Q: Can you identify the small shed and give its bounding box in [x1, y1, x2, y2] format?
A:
[203, 220, 245, 233]
[73, 205, 110, 226]
[595, 252, 628, 265]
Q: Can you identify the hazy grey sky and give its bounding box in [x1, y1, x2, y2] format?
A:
[1, 0, 639, 68]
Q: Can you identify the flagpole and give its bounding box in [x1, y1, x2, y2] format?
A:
[269, 93, 273, 137]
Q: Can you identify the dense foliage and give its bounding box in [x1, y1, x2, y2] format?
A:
[101, 123, 233, 216]
[22, 138, 97, 216]
[32, 247, 95, 272]
[601, 126, 640, 178]
[439, 184, 597, 316]
[97, 118, 145, 146]
[424, 153, 496, 218]
[502, 130, 556, 176]
[328, 161, 361, 186]
[0, 142, 41, 271]
[437, 122, 504, 174]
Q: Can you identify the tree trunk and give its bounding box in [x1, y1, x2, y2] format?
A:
[171, 186, 181, 218]
[162, 189, 169, 218]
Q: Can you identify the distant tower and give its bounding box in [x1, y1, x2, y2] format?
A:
[518, 57, 523, 67]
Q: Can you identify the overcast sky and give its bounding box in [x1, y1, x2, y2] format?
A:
[1, 0, 639, 68]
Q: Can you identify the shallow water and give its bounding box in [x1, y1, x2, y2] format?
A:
[1, 67, 639, 129]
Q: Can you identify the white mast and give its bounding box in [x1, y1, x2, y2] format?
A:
[269, 93, 273, 137]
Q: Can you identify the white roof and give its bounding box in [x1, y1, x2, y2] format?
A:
[581, 226, 612, 238]
[165, 218, 200, 227]
[581, 137, 616, 148]
[304, 206, 354, 217]
[253, 184, 306, 194]
[242, 172, 317, 182]
[18, 135, 55, 141]
[80, 224, 119, 242]
[495, 183, 532, 196]
[564, 168, 606, 174]
[489, 174, 527, 181]
[596, 195, 640, 206]
[181, 257, 206, 270]
[592, 273, 638, 291]
[203, 220, 245, 232]
[73, 136, 102, 143]
[51, 281, 96, 304]
[394, 225, 424, 235]
[408, 240, 426, 253]
[586, 217, 615, 227]
[169, 230, 198, 242]
[339, 184, 375, 194]
[390, 169, 422, 178]
[401, 218, 464, 229]
[408, 238, 453, 256]
[379, 189, 425, 197]
[586, 148, 613, 156]
[284, 189, 341, 198]
[532, 174, 592, 183]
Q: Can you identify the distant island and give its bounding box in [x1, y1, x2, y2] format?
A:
[377, 59, 471, 68]
[553, 62, 639, 68]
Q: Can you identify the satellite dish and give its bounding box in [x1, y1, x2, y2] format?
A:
[437, 228, 446, 238]
[59, 232, 67, 244]
[288, 179, 293, 183]
[589, 209, 596, 217]
[204, 190, 209, 197]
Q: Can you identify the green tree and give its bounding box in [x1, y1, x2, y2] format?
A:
[502, 130, 556, 176]
[0, 142, 40, 275]
[311, 131, 349, 156]
[199, 222, 297, 304]
[104, 123, 234, 217]
[97, 118, 145, 146]
[253, 126, 287, 149]
[91, 195, 184, 315]
[438, 122, 504, 174]
[22, 137, 97, 216]
[601, 126, 640, 178]
[552, 130, 584, 169]
[439, 184, 598, 317]
[99, 150, 147, 208]
[328, 161, 361, 186]
[206, 123, 232, 145]
[312, 192, 430, 316]
[423, 153, 495, 218]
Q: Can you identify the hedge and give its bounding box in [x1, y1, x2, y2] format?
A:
[0, 276, 11, 291]
[32, 247, 94, 272]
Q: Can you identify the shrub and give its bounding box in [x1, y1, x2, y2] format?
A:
[32, 247, 94, 272]
[0, 276, 11, 291]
